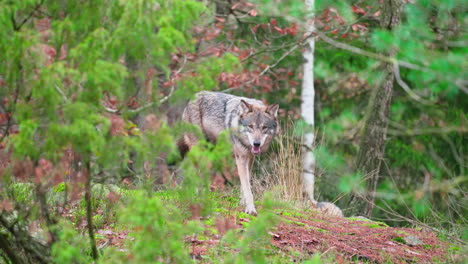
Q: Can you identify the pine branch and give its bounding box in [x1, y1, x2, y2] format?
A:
[316, 31, 467, 94]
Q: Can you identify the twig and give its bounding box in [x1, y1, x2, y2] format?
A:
[54, 84, 69, 102]
[222, 43, 301, 93]
[11, 0, 45, 31]
[378, 200, 467, 245]
[241, 41, 298, 62]
[441, 135, 465, 175]
[316, 31, 466, 94]
[386, 126, 468, 136]
[316, 31, 423, 70]
[393, 62, 434, 105]
[428, 145, 453, 176]
[104, 56, 188, 114]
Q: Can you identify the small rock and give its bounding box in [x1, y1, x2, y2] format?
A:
[404, 235, 423, 246]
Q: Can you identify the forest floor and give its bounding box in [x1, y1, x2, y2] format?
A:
[185, 211, 451, 263]
[83, 189, 461, 264]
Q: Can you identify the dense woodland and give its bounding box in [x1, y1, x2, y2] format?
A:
[0, 0, 466, 263]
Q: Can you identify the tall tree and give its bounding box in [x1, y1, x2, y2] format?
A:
[349, 0, 403, 217]
[301, 0, 316, 204]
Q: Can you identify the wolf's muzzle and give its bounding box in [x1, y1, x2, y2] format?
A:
[252, 142, 261, 154]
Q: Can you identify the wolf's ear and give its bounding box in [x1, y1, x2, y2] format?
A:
[239, 100, 253, 114]
[266, 103, 279, 118]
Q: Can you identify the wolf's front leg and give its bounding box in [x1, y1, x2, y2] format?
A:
[235, 154, 257, 215]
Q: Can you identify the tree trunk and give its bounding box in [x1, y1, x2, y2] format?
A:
[301, 0, 316, 204]
[85, 161, 99, 260]
[349, 0, 403, 217]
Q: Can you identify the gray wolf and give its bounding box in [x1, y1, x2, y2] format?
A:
[179, 91, 279, 215]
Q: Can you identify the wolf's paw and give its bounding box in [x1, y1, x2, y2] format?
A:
[244, 205, 257, 216]
[240, 197, 246, 206]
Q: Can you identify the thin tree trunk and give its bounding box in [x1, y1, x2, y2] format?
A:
[350, 0, 403, 217]
[301, 0, 316, 204]
[85, 161, 99, 260]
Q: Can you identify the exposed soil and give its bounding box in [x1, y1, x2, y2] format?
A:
[271, 213, 448, 263]
[189, 210, 450, 263]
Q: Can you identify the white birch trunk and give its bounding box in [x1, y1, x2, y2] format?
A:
[301, 0, 316, 204]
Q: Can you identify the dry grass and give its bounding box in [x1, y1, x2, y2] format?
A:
[253, 122, 305, 203]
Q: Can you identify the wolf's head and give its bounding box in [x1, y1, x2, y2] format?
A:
[239, 100, 279, 155]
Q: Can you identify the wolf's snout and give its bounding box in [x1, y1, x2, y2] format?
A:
[252, 141, 261, 154]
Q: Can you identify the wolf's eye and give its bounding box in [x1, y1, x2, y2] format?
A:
[248, 125, 254, 129]
[262, 126, 268, 131]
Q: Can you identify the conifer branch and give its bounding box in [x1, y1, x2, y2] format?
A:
[316, 31, 467, 94]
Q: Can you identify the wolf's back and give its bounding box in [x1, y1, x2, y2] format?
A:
[182, 91, 263, 128]
[180, 92, 237, 155]
[182, 91, 234, 128]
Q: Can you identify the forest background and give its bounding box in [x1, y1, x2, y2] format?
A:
[0, 0, 466, 263]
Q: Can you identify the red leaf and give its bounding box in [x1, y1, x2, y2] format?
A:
[238, 51, 250, 60]
[215, 17, 225, 23]
[270, 18, 277, 26]
[288, 23, 298, 36]
[249, 9, 258, 17]
[251, 24, 260, 33]
[107, 191, 121, 203]
[273, 26, 284, 34]
[231, 2, 241, 10]
[43, 45, 56, 57]
[374, 10, 381, 17]
[352, 5, 366, 15]
[341, 33, 348, 38]
[332, 29, 338, 34]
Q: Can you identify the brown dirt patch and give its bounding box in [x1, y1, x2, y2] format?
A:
[271, 212, 448, 263]
[188, 210, 450, 263]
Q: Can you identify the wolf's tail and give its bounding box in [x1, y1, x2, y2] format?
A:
[177, 137, 190, 158]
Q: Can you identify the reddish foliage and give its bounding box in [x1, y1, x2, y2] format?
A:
[352, 5, 367, 15]
[107, 114, 126, 136]
[189, 203, 202, 220]
[142, 114, 161, 131]
[217, 70, 274, 92]
[96, 229, 130, 249]
[126, 97, 139, 109]
[0, 199, 14, 212]
[249, 9, 258, 17]
[106, 191, 121, 203]
[285, 23, 298, 36]
[215, 216, 237, 235]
